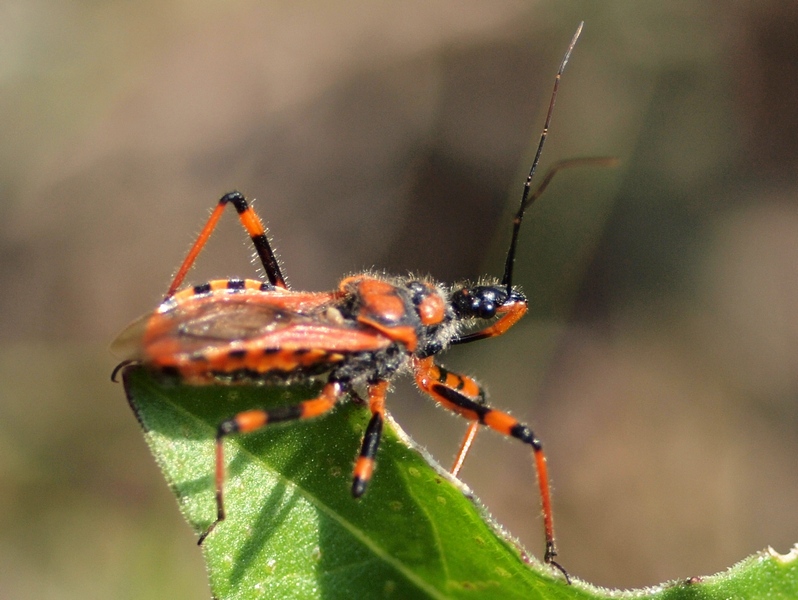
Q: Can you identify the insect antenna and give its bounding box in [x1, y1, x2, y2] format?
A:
[501, 22, 583, 293]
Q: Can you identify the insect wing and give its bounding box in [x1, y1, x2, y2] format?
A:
[136, 293, 393, 366]
[111, 312, 153, 361]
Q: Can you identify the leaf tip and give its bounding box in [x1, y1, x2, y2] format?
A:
[768, 544, 798, 565]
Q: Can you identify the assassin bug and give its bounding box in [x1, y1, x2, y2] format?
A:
[113, 22, 611, 582]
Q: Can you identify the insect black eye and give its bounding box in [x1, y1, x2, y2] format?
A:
[451, 290, 476, 317]
[451, 286, 506, 319]
[477, 300, 496, 319]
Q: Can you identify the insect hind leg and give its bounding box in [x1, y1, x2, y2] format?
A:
[198, 380, 343, 545]
[167, 191, 287, 298]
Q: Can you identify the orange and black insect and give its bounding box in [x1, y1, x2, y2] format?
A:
[113, 23, 606, 582]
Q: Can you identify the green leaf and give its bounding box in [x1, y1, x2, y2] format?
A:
[122, 367, 798, 599]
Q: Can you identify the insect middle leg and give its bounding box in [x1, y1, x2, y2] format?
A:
[351, 380, 388, 498]
[168, 191, 287, 298]
[198, 380, 344, 545]
[413, 356, 568, 581]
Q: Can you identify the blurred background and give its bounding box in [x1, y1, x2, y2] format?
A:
[2, 1, 797, 596]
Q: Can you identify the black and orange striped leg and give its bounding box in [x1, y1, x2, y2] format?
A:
[409, 358, 487, 476]
[447, 299, 528, 470]
[413, 356, 569, 582]
[168, 191, 287, 298]
[197, 380, 343, 545]
[351, 380, 388, 498]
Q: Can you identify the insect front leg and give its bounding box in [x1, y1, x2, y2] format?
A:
[198, 380, 344, 545]
[413, 356, 568, 582]
[451, 422, 480, 478]
[446, 300, 527, 477]
[410, 359, 487, 477]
